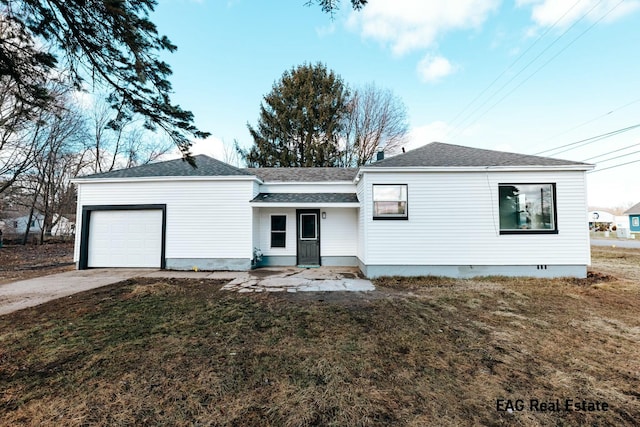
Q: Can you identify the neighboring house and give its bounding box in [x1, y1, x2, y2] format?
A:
[2, 213, 75, 237]
[71, 142, 594, 278]
[624, 203, 640, 234]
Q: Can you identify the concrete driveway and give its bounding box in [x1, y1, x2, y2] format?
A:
[0, 266, 374, 316]
[591, 238, 640, 249]
[0, 269, 155, 316]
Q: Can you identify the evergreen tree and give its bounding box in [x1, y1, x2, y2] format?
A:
[243, 63, 350, 167]
[0, 0, 210, 163]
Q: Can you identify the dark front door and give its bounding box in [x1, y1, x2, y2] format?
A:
[297, 209, 320, 266]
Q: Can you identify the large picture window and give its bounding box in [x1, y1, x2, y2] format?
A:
[373, 184, 408, 219]
[499, 183, 557, 234]
[270, 215, 286, 248]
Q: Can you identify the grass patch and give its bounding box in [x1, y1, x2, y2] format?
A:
[1, 257, 640, 425]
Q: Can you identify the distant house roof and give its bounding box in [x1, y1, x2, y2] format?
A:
[624, 202, 640, 215]
[251, 193, 359, 204]
[369, 142, 592, 168]
[78, 155, 253, 179]
[247, 168, 358, 182]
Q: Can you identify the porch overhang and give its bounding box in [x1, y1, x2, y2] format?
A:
[250, 193, 359, 208]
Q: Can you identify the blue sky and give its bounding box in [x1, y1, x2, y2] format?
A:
[152, 0, 640, 209]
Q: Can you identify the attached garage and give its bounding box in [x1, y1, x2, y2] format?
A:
[79, 205, 166, 269]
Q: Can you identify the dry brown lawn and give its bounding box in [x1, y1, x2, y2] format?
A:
[0, 245, 639, 426]
[0, 243, 74, 285]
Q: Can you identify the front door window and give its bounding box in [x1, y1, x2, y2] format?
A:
[300, 213, 317, 240]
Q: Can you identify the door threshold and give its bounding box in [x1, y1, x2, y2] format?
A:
[297, 265, 320, 268]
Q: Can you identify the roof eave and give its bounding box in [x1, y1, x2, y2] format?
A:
[259, 180, 356, 185]
[359, 164, 594, 174]
[249, 202, 360, 208]
[71, 175, 261, 184]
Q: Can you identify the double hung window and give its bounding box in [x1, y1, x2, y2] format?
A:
[373, 184, 408, 219]
[270, 215, 287, 247]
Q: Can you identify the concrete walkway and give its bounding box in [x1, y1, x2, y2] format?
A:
[0, 266, 374, 316]
[222, 267, 375, 293]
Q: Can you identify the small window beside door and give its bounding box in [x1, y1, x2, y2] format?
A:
[270, 215, 287, 248]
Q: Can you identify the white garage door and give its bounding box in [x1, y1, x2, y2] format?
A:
[88, 210, 163, 268]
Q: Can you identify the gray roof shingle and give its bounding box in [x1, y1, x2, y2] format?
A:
[79, 155, 253, 179]
[369, 142, 592, 168]
[246, 167, 358, 182]
[624, 202, 640, 215]
[251, 193, 359, 204]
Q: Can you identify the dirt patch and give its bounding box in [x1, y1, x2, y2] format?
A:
[0, 243, 74, 285]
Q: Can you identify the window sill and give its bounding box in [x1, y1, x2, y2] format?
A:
[499, 230, 558, 235]
[373, 216, 408, 221]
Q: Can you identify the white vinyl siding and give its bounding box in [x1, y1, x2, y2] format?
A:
[320, 208, 358, 257]
[255, 207, 357, 257]
[259, 182, 354, 194]
[256, 209, 296, 256]
[360, 170, 590, 266]
[356, 179, 366, 263]
[74, 180, 255, 262]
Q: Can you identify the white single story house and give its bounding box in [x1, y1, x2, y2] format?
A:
[71, 142, 594, 278]
[2, 213, 75, 236]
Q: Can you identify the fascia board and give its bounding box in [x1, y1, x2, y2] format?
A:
[358, 164, 595, 173]
[71, 175, 260, 184]
[249, 202, 360, 208]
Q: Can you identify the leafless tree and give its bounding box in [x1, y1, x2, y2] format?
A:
[84, 98, 173, 174]
[340, 84, 409, 166]
[17, 92, 88, 243]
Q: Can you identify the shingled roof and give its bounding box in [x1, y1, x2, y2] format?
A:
[246, 167, 358, 182]
[624, 202, 640, 215]
[79, 155, 253, 179]
[251, 193, 359, 204]
[369, 142, 592, 168]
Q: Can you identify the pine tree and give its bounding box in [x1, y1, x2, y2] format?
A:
[242, 63, 350, 167]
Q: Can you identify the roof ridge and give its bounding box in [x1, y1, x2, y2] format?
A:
[369, 141, 591, 168]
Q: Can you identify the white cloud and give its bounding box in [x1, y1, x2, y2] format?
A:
[347, 0, 501, 55]
[164, 135, 227, 161]
[70, 91, 95, 109]
[417, 55, 456, 82]
[190, 136, 227, 159]
[519, 0, 640, 28]
[316, 22, 337, 37]
[406, 121, 453, 150]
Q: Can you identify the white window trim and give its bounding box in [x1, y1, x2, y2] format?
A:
[372, 184, 408, 220]
[270, 214, 287, 248]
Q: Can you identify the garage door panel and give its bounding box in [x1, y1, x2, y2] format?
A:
[88, 210, 162, 268]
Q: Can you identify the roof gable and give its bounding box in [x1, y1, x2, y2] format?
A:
[79, 155, 253, 179]
[624, 202, 640, 215]
[369, 142, 592, 168]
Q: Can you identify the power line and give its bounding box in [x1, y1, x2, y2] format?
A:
[588, 158, 640, 173]
[581, 142, 640, 161]
[589, 148, 640, 164]
[445, 0, 585, 130]
[449, 0, 624, 142]
[446, 0, 606, 141]
[537, 97, 640, 147]
[533, 122, 640, 156]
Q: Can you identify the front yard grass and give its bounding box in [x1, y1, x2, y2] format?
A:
[1, 247, 639, 426]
